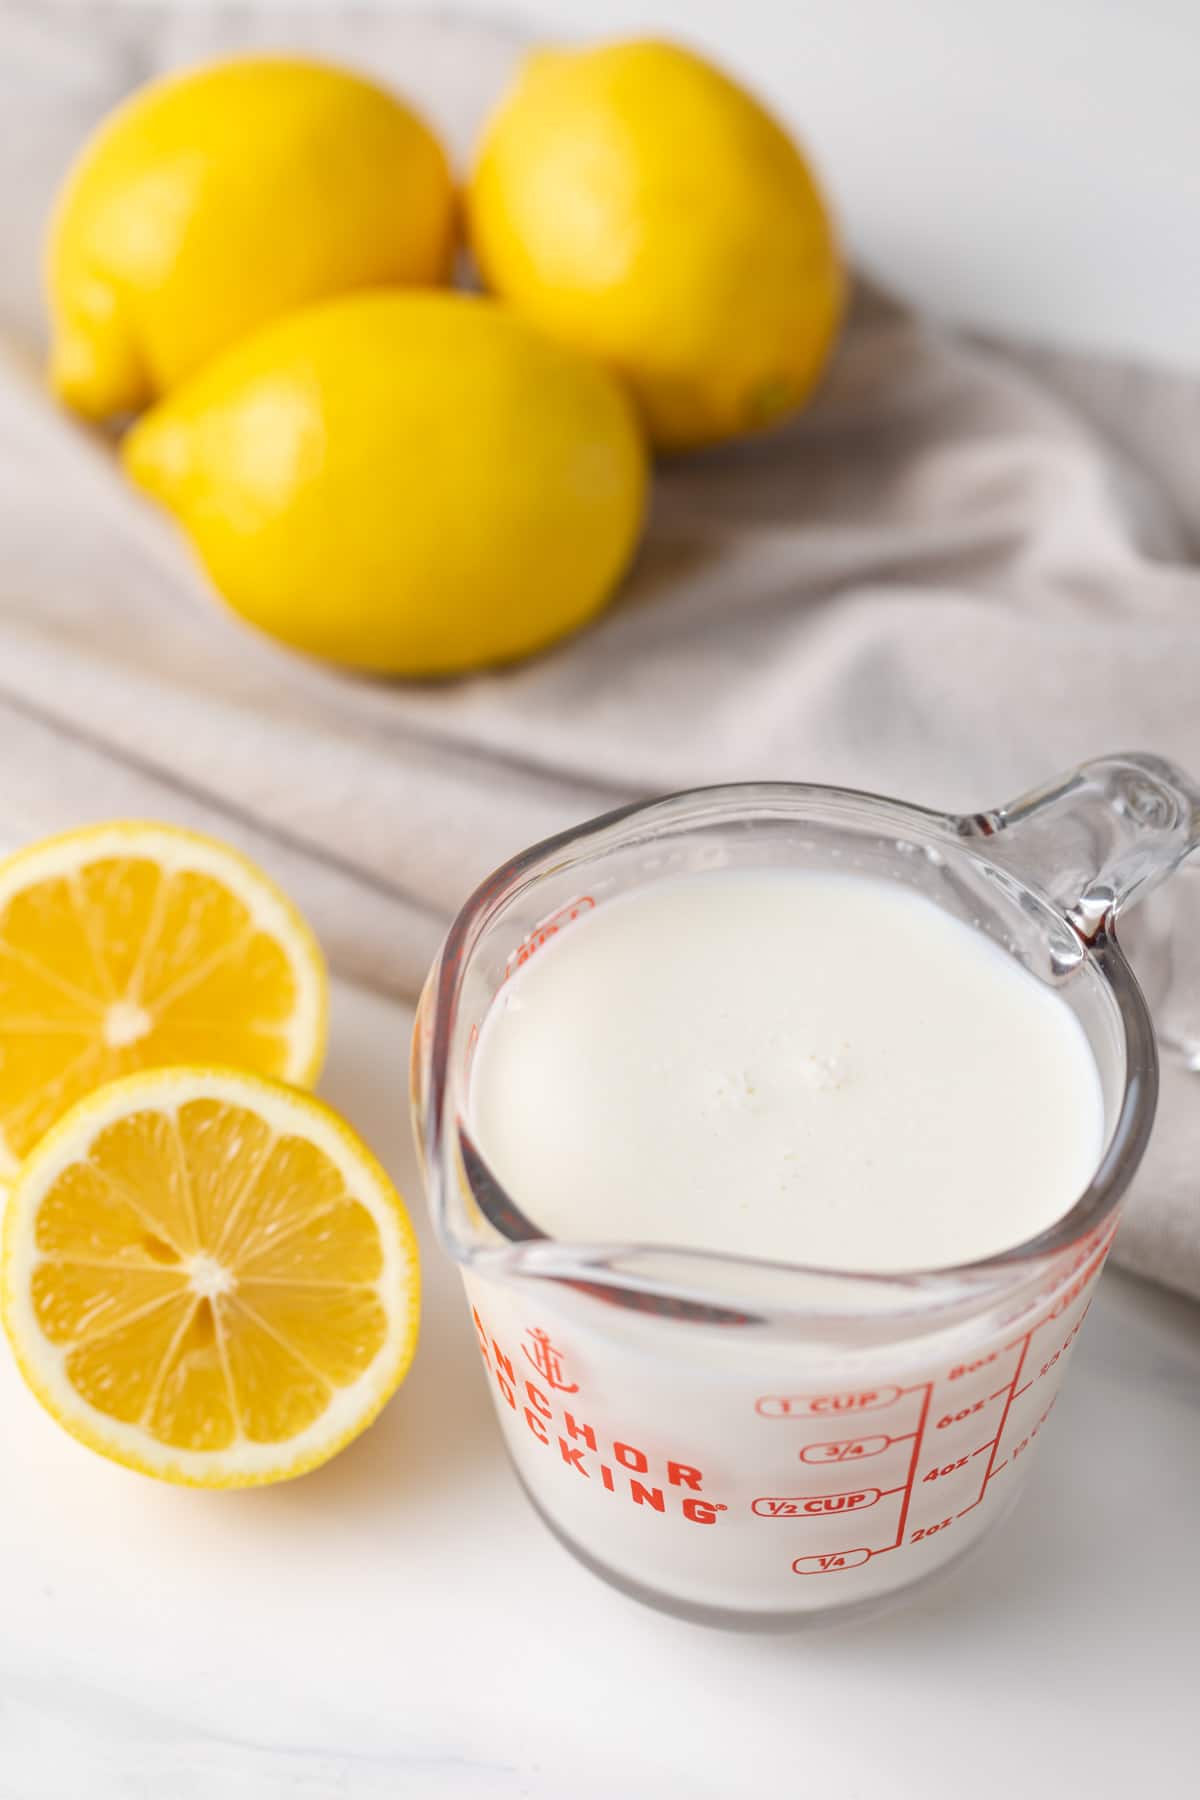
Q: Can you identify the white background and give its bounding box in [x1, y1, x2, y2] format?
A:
[427, 0, 1199, 368]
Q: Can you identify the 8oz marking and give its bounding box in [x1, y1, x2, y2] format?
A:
[948, 1354, 998, 1381]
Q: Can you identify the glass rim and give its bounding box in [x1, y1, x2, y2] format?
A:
[420, 778, 1159, 1318]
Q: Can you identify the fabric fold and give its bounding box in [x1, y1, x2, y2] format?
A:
[1, 3, 1197, 1299]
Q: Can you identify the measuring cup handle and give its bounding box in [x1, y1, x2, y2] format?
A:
[974, 752, 1200, 1065]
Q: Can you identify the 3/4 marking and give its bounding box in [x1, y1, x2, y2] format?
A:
[792, 1549, 872, 1574]
[800, 1434, 894, 1465]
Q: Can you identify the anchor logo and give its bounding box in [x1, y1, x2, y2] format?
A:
[522, 1326, 578, 1393]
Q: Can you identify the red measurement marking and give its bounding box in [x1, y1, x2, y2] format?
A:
[1000, 1239, 1108, 1344]
[948, 1352, 999, 1381]
[936, 1400, 990, 1428]
[756, 1387, 902, 1419]
[891, 1378, 933, 1549]
[503, 896, 595, 982]
[752, 1488, 884, 1519]
[792, 1550, 872, 1574]
[922, 1456, 969, 1482]
[800, 1434, 895, 1465]
[1037, 1309, 1089, 1379]
[1010, 1396, 1058, 1463]
[912, 1518, 953, 1542]
[958, 1332, 1032, 1518]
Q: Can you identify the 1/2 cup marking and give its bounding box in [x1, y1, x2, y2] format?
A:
[753, 1488, 882, 1518]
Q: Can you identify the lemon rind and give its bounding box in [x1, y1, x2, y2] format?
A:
[0, 821, 328, 1088]
[1, 1066, 418, 1487]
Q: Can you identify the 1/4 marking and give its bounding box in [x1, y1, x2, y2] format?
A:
[792, 1549, 872, 1574]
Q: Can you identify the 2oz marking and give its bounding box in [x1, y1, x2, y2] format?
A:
[912, 1519, 953, 1541]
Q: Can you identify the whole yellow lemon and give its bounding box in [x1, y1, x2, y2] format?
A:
[122, 290, 648, 675]
[48, 56, 455, 420]
[469, 40, 845, 452]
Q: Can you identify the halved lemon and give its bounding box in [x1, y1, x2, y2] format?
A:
[2, 1067, 419, 1484]
[0, 822, 327, 1174]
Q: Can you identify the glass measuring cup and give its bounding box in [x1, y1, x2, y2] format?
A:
[412, 753, 1199, 1627]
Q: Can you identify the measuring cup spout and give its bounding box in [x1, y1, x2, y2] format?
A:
[970, 752, 1200, 940]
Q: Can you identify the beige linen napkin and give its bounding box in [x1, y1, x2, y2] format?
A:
[1, 3, 1198, 1297]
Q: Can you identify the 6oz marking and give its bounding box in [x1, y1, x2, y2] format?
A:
[936, 1400, 987, 1429]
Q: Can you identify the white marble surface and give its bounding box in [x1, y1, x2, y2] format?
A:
[1, 976, 1197, 1798]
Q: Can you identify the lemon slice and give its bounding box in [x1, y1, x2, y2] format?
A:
[0, 823, 327, 1174]
[2, 1068, 419, 1484]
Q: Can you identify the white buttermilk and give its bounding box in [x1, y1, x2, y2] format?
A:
[470, 869, 1105, 1272]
